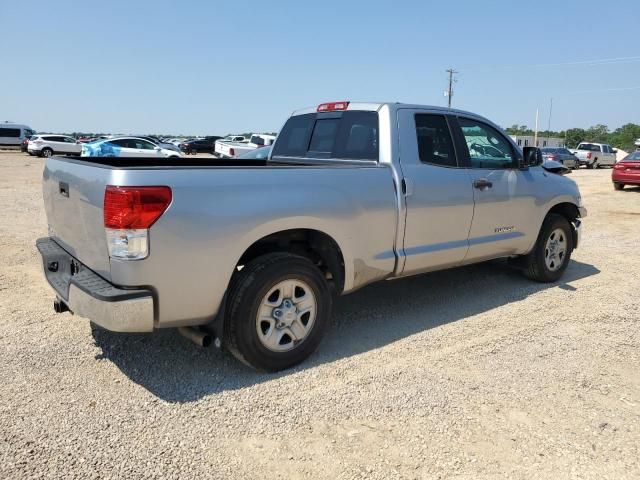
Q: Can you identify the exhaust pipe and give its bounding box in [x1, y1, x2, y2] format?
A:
[178, 326, 212, 347]
[53, 299, 70, 314]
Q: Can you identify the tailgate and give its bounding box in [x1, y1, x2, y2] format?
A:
[42, 158, 112, 279]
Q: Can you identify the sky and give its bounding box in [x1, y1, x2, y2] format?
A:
[1, 0, 639, 135]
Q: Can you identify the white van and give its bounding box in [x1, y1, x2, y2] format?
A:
[0, 122, 36, 147]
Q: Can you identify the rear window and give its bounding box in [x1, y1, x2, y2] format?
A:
[272, 111, 378, 160]
[578, 143, 600, 151]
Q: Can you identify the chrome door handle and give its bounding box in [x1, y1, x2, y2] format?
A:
[473, 178, 493, 190]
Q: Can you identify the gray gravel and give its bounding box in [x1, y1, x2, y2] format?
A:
[1, 152, 639, 479]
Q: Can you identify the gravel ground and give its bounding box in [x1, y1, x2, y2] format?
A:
[0, 151, 638, 479]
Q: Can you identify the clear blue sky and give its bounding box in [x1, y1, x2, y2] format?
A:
[2, 0, 639, 135]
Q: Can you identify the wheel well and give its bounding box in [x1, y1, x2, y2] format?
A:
[547, 202, 580, 249]
[547, 202, 580, 223]
[237, 229, 345, 294]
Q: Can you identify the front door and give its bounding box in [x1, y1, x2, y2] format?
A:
[398, 109, 475, 275]
[452, 116, 538, 262]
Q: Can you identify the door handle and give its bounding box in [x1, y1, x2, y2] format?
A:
[401, 178, 413, 197]
[59, 182, 69, 197]
[473, 178, 493, 190]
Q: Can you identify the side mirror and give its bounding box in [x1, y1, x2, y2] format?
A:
[521, 147, 543, 169]
[154, 146, 162, 151]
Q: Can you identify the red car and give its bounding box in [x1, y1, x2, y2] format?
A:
[612, 151, 640, 190]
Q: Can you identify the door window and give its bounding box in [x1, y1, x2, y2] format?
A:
[135, 140, 156, 150]
[414, 114, 457, 167]
[458, 118, 516, 169]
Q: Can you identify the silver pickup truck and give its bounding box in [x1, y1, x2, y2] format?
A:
[37, 101, 586, 371]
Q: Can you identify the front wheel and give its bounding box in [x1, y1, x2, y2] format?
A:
[224, 253, 332, 371]
[41, 148, 53, 158]
[521, 214, 573, 283]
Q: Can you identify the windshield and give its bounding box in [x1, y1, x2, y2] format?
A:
[624, 151, 640, 161]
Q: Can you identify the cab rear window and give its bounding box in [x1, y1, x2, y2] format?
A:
[272, 111, 378, 160]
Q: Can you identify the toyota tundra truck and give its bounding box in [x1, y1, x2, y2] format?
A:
[37, 101, 586, 371]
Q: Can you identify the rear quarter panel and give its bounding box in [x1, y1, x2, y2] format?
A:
[110, 165, 398, 327]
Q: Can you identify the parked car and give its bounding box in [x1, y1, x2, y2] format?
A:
[540, 147, 579, 169]
[612, 151, 640, 190]
[570, 142, 617, 169]
[237, 145, 272, 160]
[28, 134, 82, 157]
[134, 136, 182, 153]
[0, 122, 35, 148]
[180, 137, 223, 155]
[36, 101, 585, 371]
[21, 137, 30, 153]
[81, 137, 182, 158]
[215, 134, 276, 158]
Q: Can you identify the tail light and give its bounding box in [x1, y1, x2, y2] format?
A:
[230, 148, 235, 157]
[547, 154, 556, 160]
[104, 186, 172, 259]
[613, 163, 625, 170]
[317, 101, 350, 112]
[587, 152, 592, 159]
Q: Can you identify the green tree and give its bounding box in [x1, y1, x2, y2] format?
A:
[564, 128, 586, 149]
[608, 123, 640, 152]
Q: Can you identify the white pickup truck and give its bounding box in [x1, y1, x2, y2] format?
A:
[570, 142, 617, 169]
[215, 134, 276, 158]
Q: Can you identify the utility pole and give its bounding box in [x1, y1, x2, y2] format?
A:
[547, 98, 553, 145]
[446, 68, 458, 108]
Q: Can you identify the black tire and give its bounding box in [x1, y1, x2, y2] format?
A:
[224, 253, 332, 372]
[521, 214, 573, 283]
[41, 148, 53, 158]
[614, 182, 625, 191]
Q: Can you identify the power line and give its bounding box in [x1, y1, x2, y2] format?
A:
[446, 68, 458, 108]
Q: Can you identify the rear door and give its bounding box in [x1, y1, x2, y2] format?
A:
[61, 136, 81, 154]
[397, 109, 474, 275]
[452, 116, 538, 262]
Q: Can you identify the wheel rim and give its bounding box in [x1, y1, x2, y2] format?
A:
[544, 228, 568, 272]
[256, 279, 317, 352]
[44, 149, 51, 157]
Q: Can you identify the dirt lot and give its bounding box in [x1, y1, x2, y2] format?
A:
[0, 151, 638, 479]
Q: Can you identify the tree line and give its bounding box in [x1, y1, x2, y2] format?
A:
[505, 123, 640, 152]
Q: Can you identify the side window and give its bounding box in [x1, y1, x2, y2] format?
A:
[64, 137, 76, 143]
[414, 114, 457, 167]
[136, 140, 156, 150]
[110, 139, 131, 148]
[458, 118, 516, 169]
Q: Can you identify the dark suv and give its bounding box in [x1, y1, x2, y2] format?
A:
[180, 137, 222, 155]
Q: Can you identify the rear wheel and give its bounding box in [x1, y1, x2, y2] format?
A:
[225, 253, 332, 371]
[521, 214, 573, 283]
[614, 182, 625, 191]
[41, 148, 53, 158]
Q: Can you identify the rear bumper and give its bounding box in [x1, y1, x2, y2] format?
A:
[612, 171, 640, 185]
[36, 237, 154, 332]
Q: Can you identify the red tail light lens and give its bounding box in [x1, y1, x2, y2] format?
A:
[230, 148, 235, 156]
[104, 186, 172, 229]
[587, 152, 592, 159]
[613, 163, 624, 169]
[317, 101, 350, 112]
